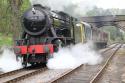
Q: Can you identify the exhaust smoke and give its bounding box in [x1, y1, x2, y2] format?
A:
[29, 0, 98, 17]
[0, 46, 22, 73]
[47, 42, 103, 69]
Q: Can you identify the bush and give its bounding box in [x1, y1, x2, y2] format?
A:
[0, 34, 13, 46]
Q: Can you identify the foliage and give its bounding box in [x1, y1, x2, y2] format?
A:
[20, 0, 30, 14]
[85, 6, 125, 16]
[0, 33, 13, 46]
[0, 0, 30, 34]
[0, 0, 30, 46]
[100, 26, 124, 43]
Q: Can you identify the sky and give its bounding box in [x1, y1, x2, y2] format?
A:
[96, 0, 125, 9]
[72, 0, 125, 9]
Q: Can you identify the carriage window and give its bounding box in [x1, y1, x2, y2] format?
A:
[84, 25, 92, 40]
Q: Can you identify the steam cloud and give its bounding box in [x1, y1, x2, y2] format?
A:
[29, 0, 98, 17]
[47, 42, 103, 69]
[0, 47, 22, 73]
[0, 42, 103, 71]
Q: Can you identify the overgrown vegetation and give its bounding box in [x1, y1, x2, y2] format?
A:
[0, 0, 30, 46]
[85, 6, 125, 16]
[0, 33, 13, 46]
[100, 26, 125, 43]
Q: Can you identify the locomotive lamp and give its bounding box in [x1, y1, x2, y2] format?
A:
[32, 7, 36, 14]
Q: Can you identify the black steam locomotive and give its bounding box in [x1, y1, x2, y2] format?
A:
[14, 4, 76, 67]
[14, 4, 108, 67]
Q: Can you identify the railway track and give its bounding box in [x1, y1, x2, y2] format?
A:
[0, 67, 47, 83]
[99, 43, 118, 53]
[50, 44, 122, 83]
[0, 68, 24, 78]
[93, 44, 125, 83]
[90, 44, 122, 83]
[0, 44, 120, 83]
[18, 44, 122, 83]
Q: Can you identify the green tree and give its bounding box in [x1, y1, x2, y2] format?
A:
[0, 0, 30, 46]
[85, 6, 125, 16]
[101, 26, 124, 43]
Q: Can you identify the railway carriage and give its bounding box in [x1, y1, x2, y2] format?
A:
[92, 28, 108, 48]
[75, 22, 92, 43]
[75, 22, 108, 48]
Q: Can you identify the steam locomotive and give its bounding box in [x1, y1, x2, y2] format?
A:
[14, 4, 108, 67]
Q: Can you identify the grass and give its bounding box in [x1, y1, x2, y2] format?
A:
[0, 33, 13, 46]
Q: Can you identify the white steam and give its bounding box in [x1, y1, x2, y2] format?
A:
[0, 43, 103, 71]
[29, 0, 98, 17]
[47, 42, 103, 69]
[0, 47, 22, 72]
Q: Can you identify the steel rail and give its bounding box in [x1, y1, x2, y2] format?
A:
[5, 67, 48, 83]
[90, 44, 122, 83]
[50, 64, 83, 83]
[51, 44, 120, 83]
[0, 68, 24, 78]
[101, 44, 118, 54]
